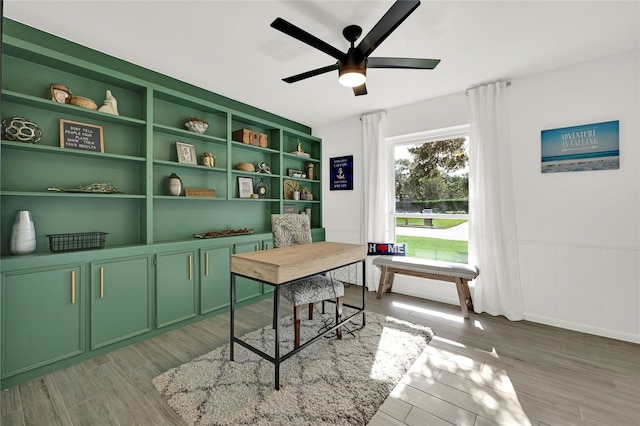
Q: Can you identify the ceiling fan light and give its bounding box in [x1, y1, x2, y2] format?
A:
[338, 71, 366, 87]
[338, 57, 366, 87]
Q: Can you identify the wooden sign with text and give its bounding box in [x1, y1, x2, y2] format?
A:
[185, 188, 217, 198]
[60, 119, 104, 152]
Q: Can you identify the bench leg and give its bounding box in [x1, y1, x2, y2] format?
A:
[386, 272, 395, 294]
[377, 267, 396, 299]
[454, 278, 473, 318]
[462, 279, 474, 311]
[376, 266, 388, 299]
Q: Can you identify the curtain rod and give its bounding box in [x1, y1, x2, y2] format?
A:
[359, 109, 387, 121]
[465, 80, 511, 95]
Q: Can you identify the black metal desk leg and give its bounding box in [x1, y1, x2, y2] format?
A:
[362, 260, 366, 326]
[230, 273, 235, 361]
[274, 285, 281, 390]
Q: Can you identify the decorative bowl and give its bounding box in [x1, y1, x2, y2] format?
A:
[235, 162, 255, 172]
[184, 120, 209, 134]
[69, 95, 98, 110]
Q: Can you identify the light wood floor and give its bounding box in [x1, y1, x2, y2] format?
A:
[2, 286, 639, 426]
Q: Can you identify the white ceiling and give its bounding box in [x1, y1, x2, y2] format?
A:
[4, 1, 639, 129]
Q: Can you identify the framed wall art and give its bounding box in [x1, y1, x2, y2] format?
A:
[541, 120, 619, 173]
[330, 155, 353, 190]
[176, 141, 197, 165]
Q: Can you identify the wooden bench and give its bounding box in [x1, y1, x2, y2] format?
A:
[373, 256, 479, 318]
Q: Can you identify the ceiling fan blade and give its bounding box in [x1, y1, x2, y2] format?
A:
[355, 0, 421, 59]
[282, 63, 339, 83]
[353, 84, 367, 96]
[367, 57, 440, 69]
[271, 18, 345, 60]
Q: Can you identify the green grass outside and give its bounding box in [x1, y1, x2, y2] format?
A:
[396, 218, 467, 229]
[396, 235, 469, 263]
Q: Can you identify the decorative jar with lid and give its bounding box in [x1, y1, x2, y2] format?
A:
[164, 173, 183, 196]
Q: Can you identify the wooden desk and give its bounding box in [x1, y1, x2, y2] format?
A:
[230, 241, 367, 390]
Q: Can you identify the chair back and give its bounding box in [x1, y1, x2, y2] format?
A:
[271, 214, 312, 248]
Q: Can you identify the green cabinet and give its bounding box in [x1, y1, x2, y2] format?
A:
[200, 245, 231, 314]
[90, 256, 152, 349]
[2, 265, 83, 378]
[156, 250, 198, 328]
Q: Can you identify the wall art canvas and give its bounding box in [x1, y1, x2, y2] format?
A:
[330, 155, 353, 190]
[541, 120, 619, 173]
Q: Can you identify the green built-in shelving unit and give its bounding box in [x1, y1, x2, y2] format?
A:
[0, 18, 325, 388]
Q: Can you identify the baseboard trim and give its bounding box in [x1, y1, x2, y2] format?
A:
[524, 313, 640, 344]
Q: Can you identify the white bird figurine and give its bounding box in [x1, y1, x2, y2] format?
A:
[98, 90, 119, 115]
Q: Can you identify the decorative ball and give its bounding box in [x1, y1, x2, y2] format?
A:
[1, 117, 43, 143]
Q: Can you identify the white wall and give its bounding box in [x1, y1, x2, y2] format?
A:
[512, 50, 640, 343]
[316, 49, 640, 343]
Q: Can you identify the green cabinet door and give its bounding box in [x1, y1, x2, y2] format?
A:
[200, 245, 231, 314]
[91, 256, 152, 349]
[156, 250, 197, 328]
[2, 265, 83, 378]
[233, 241, 263, 303]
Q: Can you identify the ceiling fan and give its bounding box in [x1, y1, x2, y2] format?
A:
[270, 0, 440, 96]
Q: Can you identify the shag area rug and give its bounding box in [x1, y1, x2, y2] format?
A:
[153, 308, 433, 426]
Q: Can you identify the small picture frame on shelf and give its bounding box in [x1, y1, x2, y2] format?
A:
[238, 176, 254, 198]
[176, 141, 197, 165]
[283, 204, 297, 214]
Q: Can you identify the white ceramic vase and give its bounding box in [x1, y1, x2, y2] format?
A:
[10, 210, 36, 255]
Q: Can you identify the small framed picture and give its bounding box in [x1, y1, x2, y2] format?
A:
[238, 176, 254, 198]
[176, 141, 197, 165]
[283, 204, 297, 214]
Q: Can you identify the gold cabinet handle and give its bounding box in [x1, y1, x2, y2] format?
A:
[100, 267, 104, 298]
[71, 270, 76, 304]
[205, 252, 209, 276]
[189, 255, 193, 280]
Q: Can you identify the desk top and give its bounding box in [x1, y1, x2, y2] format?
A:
[230, 241, 366, 284]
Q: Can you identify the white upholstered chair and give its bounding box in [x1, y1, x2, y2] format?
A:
[271, 214, 344, 348]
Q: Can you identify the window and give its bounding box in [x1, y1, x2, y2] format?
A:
[389, 125, 470, 263]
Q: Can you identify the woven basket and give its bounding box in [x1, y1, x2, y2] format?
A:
[70, 95, 98, 110]
[235, 163, 255, 172]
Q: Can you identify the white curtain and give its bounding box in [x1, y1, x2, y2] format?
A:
[361, 110, 388, 291]
[467, 81, 524, 320]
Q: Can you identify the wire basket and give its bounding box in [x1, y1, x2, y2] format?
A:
[47, 232, 108, 253]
